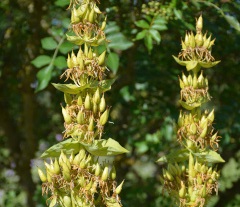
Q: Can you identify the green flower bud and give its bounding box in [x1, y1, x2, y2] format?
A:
[67, 53, 73, 68]
[101, 16, 107, 30]
[95, 163, 101, 176]
[179, 182, 186, 198]
[110, 165, 117, 180]
[71, 50, 78, 67]
[196, 15, 203, 31]
[71, 8, 80, 24]
[38, 168, 47, 182]
[62, 106, 72, 124]
[53, 158, 60, 174]
[93, 88, 100, 104]
[84, 93, 91, 110]
[77, 94, 83, 105]
[99, 108, 109, 126]
[98, 51, 106, 66]
[101, 165, 109, 181]
[99, 94, 106, 112]
[115, 180, 124, 194]
[63, 196, 72, 207]
[77, 110, 85, 124]
[64, 93, 72, 105]
[207, 109, 214, 123]
[88, 116, 94, 131]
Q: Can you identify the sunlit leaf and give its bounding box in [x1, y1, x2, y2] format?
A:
[55, 0, 69, 7]
[224, 14, 240, 31]
[59, 41, 75, 54]
[41, 37, 58, 50]
[149, 29, 161, 44]
[82, 138, 129, 156]
[157, 149, 189, 163]
[108, 33, 133, 50]
[135, 20, 150, 29]
[36, 65, 54, 92]
[41, 138, 81, 158]
[144, 33, 153, 53]
[107, 52, 119, 74]
[31, 55, 51, 68]
[54, 56, 67, 69]
[135, 30, 147, 40]
[199, 61, 221, 69]
[193, 150, 225, 163]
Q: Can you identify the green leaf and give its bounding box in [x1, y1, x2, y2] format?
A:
[105, 197, 121, 207]
[36, 65, 53, 92]
[224, 14, 240, 31]
[41, 37, 58, 50]
[149, 29, 161, 44]
[41, 138, 81, 158]
[151, 24, 168, 31]
[186, 61, 198, 71]
[66, 34, 84, 45]
[52, 78, 115, 94]
[59, 41, 75, 54]
[173, 55, 187, 66]
[108, 33, 133, 50]
[82, 138, 129, 156]
[173, 8, 182, 19]
[52, 83, 94, 94]
[179, 100, 201, 110]
[99, 78, 117, 92]
[199, 61, 221, 69]
[153, 16, 167, 25]
[105, 22, 120, 34]
[55, 0, 69, 7]
[31, 55, 51, 68]
[106, 52, 119, 74]
[157, 149, 189, 163]
[144, 33, 153, 53]
[135, 30, 147, 40]
[54, 56, 67, 70]
[193, 150, 225, 163]
[135, 20, 150, 29]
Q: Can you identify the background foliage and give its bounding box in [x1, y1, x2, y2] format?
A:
[0, 0, 240, 206]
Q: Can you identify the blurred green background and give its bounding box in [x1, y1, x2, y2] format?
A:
[0, 0, 240, 206]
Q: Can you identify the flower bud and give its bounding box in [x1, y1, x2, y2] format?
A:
[101, 17, 107, 31]
[63, 196, 72, 207]
[196, 15, 203, 31]
[77, 94, 83, 105]
[116, 180, 124, 194]
[99, 108, 109, 126]
[71, 51, 78, 67]
[93, 88, 100, 104]
[101, 165, 109, 181]
[71, 8, 80, 24]
[64, 93, 72, 105]
[179, 182, 186, 198]
[38, 168, 47, 182]
[84, 93, 91, 110]
[99, 94, 106, 112]
[77, 110, 85, 124]
[98, 51, 106, 66]
[62, 106, 72, 124]
[88, 116, 94, 131]
[67, 53, 73, 68]
[95, 163, 101, 176]
[110, 165, 117, 180]
[53, 158, 60, 174]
